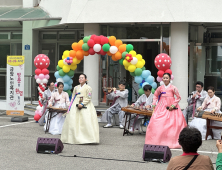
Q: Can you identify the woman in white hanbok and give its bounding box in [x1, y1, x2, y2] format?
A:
[189, 86, 222, 140]
[44, 82, 70, 135]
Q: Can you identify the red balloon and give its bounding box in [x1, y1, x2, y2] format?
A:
[87, 39, 95, 48]
[157, 70, 165, 77]
[88, 48, 95, 55]
[94, 36, 101, 44]
[100, 49, 107, 55]
[34, 114, 41, 121]
[42, 68, 49, 75]
[35, 69, 41, 75]
[90, 34, 96, 40]
[101, 37, 109, 45]
[154, 53, 171, 71]
[34, 54, 50, 69]
[165, 69, 172, 75]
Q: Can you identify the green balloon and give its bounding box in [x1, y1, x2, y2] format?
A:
[57, 65, 62, 71]
[82, 43, 90, 51]
[142, 66, 146, 71]
[67, 70, 75, 77]
[122, 52, 128, 59]
[138, 88, 144, 96]
[64, 90, 72, 96]
[151, 88, 155, 94]
[119, 59, 124, 65]
[126, 44, 134, 52]
[59, 69, 65, 76]
[102, 44, 110, 52]
[130, 72, 136, 77]
[135, 68, 142, 76]
[83, 36, 90, 43]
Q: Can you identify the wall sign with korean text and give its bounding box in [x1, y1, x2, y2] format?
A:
[6, 56, 25, 116]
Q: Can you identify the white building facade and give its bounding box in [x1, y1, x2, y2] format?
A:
[0, 0, 222, 108]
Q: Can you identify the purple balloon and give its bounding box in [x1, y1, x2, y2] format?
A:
[156, 76, 162, 82]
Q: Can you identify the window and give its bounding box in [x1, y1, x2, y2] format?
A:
[43, 34, 57, 39]
[11, 33, 22, 39]
[0, 34, 8, 39]
[41, 44, 56, 71]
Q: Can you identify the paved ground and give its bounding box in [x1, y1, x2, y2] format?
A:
[0, 112, 219, 170]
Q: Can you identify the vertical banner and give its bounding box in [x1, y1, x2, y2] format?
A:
[6, 56, 25, 116]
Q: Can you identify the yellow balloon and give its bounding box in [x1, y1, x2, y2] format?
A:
[58, 60, 64, 68]
[63, 50, 70, 58]
[128, 65, 136, 72]
[62, 55, 66, 60]
[136, 54, 143, 61]
[123, 60, 131, 67]
[136, 61, 144, 68]
[63, 65, 70, 73]
[76, 59, 81, 64]
[70, 64, 77, 70]
[125, 66, 128, 70]
[129, 50, 137, 57]
[72, 58, 78, 65]
[142, 59, 145, 65]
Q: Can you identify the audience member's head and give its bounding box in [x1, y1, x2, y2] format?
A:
[196, 81, 203, 92]
[178, 127, 202, 153]
[118, 80, 126, 90]
[207, 86, 215, 98]
[143, 85, 152, 97]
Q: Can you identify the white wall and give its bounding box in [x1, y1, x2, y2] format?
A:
[0, 0, 22, 6]
[23, 0, 39, 7]
[171, 23, 188, 109]
[84, 23, 100, 106]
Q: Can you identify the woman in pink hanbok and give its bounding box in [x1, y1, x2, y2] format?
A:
[145, 73, 187, 148]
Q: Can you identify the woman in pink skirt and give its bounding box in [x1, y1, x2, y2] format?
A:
[145, 73, 187, 148]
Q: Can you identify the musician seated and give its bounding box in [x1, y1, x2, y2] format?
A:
[167, 127, 214, 170]
[189, 86, 222, 140]
[102, 80, 128, 128]
[128, 85, 153, 133]
[38, 81, 56, 126]
[183, 81, 208, 119]
[44, 82, 70, 135]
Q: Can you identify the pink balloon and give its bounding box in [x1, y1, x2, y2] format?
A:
[39, 74, 44, 80]
[171, 75, 174, 80]
[156, 76, 162, 82]
[65, 59, 67, 62]
[67, 60, 70, 63]
[70, 60, 73, 63]
[35, 75, 39, 79]
[70, 57, 73, 60]
[55, 83, 57, 87]
[44, 74, 50, 79]
[38, 111, 43, 117]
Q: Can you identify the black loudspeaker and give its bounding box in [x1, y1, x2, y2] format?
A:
[36, 137, 64, 154]
[142, 144, 172, 162]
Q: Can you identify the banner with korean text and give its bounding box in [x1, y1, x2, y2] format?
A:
[6, 56, 25, 116]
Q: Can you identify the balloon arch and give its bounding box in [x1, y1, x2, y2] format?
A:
[33, 35, 173, 121]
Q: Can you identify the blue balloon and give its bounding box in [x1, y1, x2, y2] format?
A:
[63, 83, 69, 91]
[151, 82, 157, 89]
[135, 76, 143, 84]
[142, 82, 149, 88]
[146, 76, 154, 84]
[68, 79, 73, 85]
[138, 84, 142, 89]
[54, 71, 61, 79]
[141, 70, 151, 79]
[67, 57, 70, 60]
[140, 82, 143, 87]
[69, 85, 72, 90]
[63, 75, 70, 83]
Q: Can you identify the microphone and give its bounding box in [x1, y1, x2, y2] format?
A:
[76, 104, 87, 109]
[166, 106, 178, 110]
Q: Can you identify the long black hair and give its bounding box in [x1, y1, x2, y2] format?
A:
[80, 73, 88, 84]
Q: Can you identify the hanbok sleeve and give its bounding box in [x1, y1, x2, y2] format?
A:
[107, 91, 116, 100]
[172, 86, 181, 107]
[65, 92, 70, 106]
[48, 93, 55, 106]
[200, 98, 208, 109]
[215, 97, 221, 111]
[152, 87, 161, 106]
[134, 95, 143, 106]
[81, 86, 92, 106]
[116, 89, 128, 98]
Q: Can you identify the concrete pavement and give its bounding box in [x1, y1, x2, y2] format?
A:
[0, 113, 219, 170]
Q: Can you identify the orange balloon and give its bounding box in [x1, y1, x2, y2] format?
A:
[72, 43, 81, 51]
[69, 50, 76, 57]
[83, 51, 89, 56]
[114, 51, 122, 60]
[109, 36, 116, 46]
[119, 44, 126, 53]
[115, 40, 123, 48]
[76, 50, 84, 60]
[79, 40, 84, 46]
[111, 55, 118, 61]
[107, 51, 112, 56]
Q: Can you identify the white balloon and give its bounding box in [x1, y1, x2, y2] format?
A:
[36, 106, 42, 111]
[160, 81, 164, 86]
[130, 57, 138, 65]
[109, 46, 118, 54]
[57, 78, 64, 83]
[42, 78, 48, 84]
[170, 80, 173, 84]
[93, 44, 101, 52]
[63, 59, 68, 65]
[36, 78, 41, 84]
